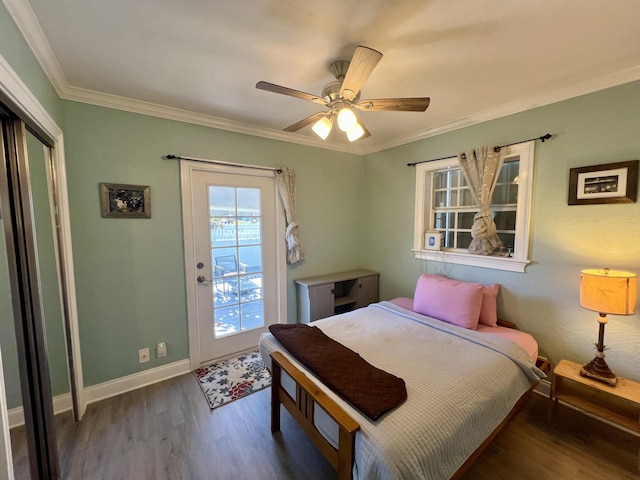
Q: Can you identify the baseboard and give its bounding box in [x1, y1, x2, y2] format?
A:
[8, 393, 73, 429]
[8, 359, 191, 429]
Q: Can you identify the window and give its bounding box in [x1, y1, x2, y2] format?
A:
[413, 141, 535, 272]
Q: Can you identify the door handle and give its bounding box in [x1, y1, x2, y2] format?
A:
[197, 275, 212, 284]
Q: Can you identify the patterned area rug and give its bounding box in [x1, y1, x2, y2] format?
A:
[194, 350, 271, 409]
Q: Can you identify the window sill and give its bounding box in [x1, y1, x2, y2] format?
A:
[412, 249, 530, 273]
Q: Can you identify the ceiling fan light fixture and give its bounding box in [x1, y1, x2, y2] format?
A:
[337, 107, 357, 132]
[311, 116, 333, 140]
[346, 123, 365, 142]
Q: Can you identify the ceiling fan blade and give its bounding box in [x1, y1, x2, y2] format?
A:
[256, 81, 327, 105]
[340, 46, 383, 101]
[355, 97, 431, 112]
[283, 112, 327, 132]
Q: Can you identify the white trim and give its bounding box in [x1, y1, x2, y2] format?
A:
[413, 141, 535, 273]
[7, 360, 190, 429]
[0, 52, 85, 418]
[5, 0, 640, 156]
[413, 249, 530, 273]
[181, 160, 287, 370]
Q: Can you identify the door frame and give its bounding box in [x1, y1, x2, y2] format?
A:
[180, 160, 287, 370]
[0, 56, 85, 419]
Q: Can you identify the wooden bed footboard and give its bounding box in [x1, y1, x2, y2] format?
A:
[270, 351, 360, 480]
[270, 351, 547, 480]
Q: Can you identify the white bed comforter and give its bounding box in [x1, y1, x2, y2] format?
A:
[259, 301, 544, 480]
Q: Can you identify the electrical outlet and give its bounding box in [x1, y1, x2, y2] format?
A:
[138, 348, 150, 363]
[156, 341, 167, 358]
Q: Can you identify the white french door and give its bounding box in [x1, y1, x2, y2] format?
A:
[182, 161, 285, 367]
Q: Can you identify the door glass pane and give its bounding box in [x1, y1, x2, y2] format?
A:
[209, 186, 264, 338]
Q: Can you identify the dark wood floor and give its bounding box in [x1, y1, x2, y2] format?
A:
[10, 373, 640, 479]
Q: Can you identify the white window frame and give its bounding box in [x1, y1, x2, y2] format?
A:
[413, 141, 536, 272]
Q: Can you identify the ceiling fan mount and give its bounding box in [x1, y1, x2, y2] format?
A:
[256, 46, 430, 141]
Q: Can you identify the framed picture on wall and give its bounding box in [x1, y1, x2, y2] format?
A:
[100, 183, 151, 218]
[568, 160, 638, 205]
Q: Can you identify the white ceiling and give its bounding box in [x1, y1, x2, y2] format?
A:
[7, 0, 640, 154]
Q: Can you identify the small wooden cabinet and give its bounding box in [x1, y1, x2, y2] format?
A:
[549, 359, 640, 471]
[295, 270, 379, 323]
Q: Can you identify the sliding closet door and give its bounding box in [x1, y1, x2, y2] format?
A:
[0, 113, 60, 478]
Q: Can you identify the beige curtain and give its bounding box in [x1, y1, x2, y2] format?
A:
[457, 145, 506, 255]
[277, 167, 304, 264]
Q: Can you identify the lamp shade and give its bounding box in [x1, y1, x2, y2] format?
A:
[580, 268, 637, 315]
[346, 123, 365, 142]
[311, 116, 333, 140]
[337, 107, 357, 132]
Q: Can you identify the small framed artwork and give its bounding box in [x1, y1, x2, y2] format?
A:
[100, 183, 151, 218]
[568, 160, 638, 205]
[424, 231, 442, 251]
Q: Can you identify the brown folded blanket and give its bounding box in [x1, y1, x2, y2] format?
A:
[269, 324, 407, 421]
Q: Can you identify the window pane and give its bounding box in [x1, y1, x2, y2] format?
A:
[456, 231, 472, 249]
[237, 188, 260, 217]
[209, 186, 236, 215]
[494, 211, 516, 230]
[434, 190, 457, 207]
[434, 212, 454, 230]
[240, 300, 263, 330]
[497, 233, 515, 252]
[239, 245, 261, 273]
[492, 184, 518, 204]
[460, 188, 475, 206]
[238, 217, 261, 246]
[443, 231, 455, 248]
[434, 170, 459, 189]
[458, 212, 475, 229]
[497, 159, 520, 183]
[211, 217, 237, 247]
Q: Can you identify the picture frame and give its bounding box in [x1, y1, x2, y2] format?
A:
[100, 183, 151, 218]
[568, 160, 638, 205]
[424, 231, 443, 251]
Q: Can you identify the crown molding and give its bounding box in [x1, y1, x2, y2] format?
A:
[366, 64, 640, 154]
[60, 85, 364, 154]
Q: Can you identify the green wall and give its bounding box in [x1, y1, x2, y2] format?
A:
[363, 81, 640, 381]
[61, 101, 363, 386]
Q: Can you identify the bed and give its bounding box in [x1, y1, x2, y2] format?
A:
[259, 275, 546, 480]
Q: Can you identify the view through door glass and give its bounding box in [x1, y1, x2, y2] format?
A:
[211, 186, 264, 336]
[193, 169, 278, 364]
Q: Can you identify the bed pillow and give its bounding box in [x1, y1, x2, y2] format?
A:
[412, 274, 484, 329]
[479, 283, 500, 327]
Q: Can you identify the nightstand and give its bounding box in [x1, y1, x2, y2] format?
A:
[548, 359, 640, 471]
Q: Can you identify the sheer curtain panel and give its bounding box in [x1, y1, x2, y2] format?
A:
[457, 145, 505, 255]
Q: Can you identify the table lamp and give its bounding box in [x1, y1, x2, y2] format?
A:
[579, 268, 636, 386]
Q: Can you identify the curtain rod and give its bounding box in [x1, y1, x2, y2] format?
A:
[406, 133, 553, 167]
[164, 154, 282, 174]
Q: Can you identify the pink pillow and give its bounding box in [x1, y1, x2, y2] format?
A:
[479, 284, 500, 327]
[412, 274, 484, 329]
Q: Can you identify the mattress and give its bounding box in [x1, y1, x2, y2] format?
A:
[260, 301, 544, 479]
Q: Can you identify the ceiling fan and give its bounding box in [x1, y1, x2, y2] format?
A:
[256, 46, 430, 142]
